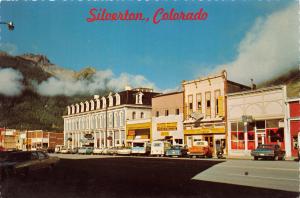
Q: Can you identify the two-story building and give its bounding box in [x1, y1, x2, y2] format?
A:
[63, 87, 159, 149]
[151, 92, 184, 145]
[182, 71, 250, 155]
[227, 85, 290, 158]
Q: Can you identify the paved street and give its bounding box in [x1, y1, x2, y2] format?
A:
[1, 155, 298, 198]
[193, 159, 299, 192]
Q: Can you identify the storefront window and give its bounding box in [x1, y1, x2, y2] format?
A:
[267, 128, 284, 143]
[266, 119, 280, 128]
[248, 131, 255, 150]
[256, 120, 265, 129]
[231, 123, 237, 132]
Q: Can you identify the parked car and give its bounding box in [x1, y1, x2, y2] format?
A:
[166, 145, 188, 157]
[102, 148, 109, 155]
[60, 147, 70, 154]
[117, 147, 132, 155]
[78, 147, 94, 155]
[150, 140, 172, 157]
[93, 148, 103, 155]
[107, 147, 118, 155]
[54, 145, 64, 153]
[187, 141, 213, 158]
[70, 147, 79, 154]
[0, 151, 59, 181]
[131, 140, 151, 156]
[251, 144, 286, 160]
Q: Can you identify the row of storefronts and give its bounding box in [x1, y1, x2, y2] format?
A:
[63, 71, 300, 159]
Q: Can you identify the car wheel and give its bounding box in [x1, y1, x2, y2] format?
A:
[254, 156, 258, 160]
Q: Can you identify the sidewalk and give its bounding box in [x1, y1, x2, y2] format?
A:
[223, 155, 298, 161]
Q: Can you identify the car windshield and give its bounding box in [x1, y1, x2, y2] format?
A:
[133, 143, 144, 147]
[171, 145, 181, 149]
[257, 145, 274, 149]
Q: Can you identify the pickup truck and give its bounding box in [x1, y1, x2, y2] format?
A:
[187, 141, 213, 158]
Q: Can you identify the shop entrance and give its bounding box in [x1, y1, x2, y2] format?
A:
[257, 133, 266, 146]
[204, 135, 214, 150]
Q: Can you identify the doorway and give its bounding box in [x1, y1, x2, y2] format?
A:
[257, 133, 266, 146]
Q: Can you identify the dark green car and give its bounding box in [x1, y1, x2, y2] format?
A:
[251, 144, 285, 160]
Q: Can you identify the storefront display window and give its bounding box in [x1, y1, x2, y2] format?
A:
[267, 128, 284, 143]
[247, 131, 255, 150]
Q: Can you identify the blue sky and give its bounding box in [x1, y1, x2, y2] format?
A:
[0, 0, 296, 92]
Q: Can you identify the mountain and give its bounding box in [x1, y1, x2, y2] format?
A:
[0, 52, 109, 131]
[258, 67, 299, 98]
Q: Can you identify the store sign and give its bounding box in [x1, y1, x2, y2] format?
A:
[157, 122, 177, 131]
[161, 131, 170, 137]
[128, 130, 135, 136]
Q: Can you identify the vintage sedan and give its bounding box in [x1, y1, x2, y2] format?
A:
[251, 144, 286, 160]
[60, 147, 70, 154]
[117, 147, 132, 155]
[107, 147, 119, 155]
[0, 151, 59, 181]
[93, 148, 103, 155]
[78, 147, 94, 155]
[166, 145, 188, 157]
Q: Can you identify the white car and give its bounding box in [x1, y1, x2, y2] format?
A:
[93, 148, 103, 155]
[60, 148, 70, 154]
[117, 147, 132, 155]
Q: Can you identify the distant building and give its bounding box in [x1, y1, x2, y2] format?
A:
[0, 128, 18, 151]
[26, 130, 64, 150]
[227, 86, 290, 157]
[286, 97, 300, 158]
[151, 91, 184, 145]
[63, 88, 159, 148]
[182, 71, 250, 156]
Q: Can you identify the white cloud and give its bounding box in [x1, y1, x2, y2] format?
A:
[0, 67, 23, 96]
[0, 43, 18, 55]
[36, 69, 157, 96]
[214, 3, 297, 85]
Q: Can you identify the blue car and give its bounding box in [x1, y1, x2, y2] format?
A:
[166, 145, 188, 157]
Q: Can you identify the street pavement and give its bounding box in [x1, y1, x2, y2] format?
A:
[193, 159, 300, 192]
[1, 155, 299, 198]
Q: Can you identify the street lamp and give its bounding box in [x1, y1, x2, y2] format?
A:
[0, 21, 14, 31]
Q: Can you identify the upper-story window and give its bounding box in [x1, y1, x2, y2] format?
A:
[115, 93, 121, 105]
[135, 92, 144, 104]
[165, 110, 169, 116]
[215, 90, 221, 116]
[85, 101, 90, 112]
[108, 93, 114, 107]
[90, 100, 95, 111]
[132, 112, 136, 120]
[96, 99, 101, 109]
[71, 105, 75, 114]
[75, 104, 80, 114]
[80, 102, 85, 113]
[205, 92, 211, 116]
[188, 95, 193, 116]
[176, 109, 180, 115]
[67, 106, 71, 115]
[102, 97, 107, 108]
[114, 112, 119, 127]
[120, 111, 124, 127]
[141, 112, 144, 119]
[196, 93, 202, 113]
[109, 113, 113, 128]
[156, 111, 159, 117]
